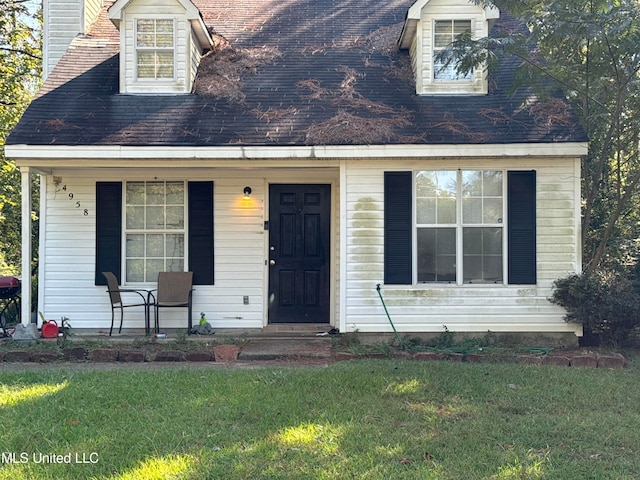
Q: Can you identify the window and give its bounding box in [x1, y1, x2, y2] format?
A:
[416, 170, 503, 284]
[433, 19, 472, 81]
[135, 19, 175, 80]
[125, 181, 185, 283]
[95, 181, 214, 286]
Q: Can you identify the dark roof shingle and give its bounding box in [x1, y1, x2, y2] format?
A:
[7, 0, 587, 147]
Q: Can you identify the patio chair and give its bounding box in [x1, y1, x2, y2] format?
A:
[154, 272, 194, 334]
[102, 272, 152, 336]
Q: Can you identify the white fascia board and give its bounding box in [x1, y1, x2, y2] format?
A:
[5, 142, 588, 163]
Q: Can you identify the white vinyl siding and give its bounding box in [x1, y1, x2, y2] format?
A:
[343, 157, 581, 335]
[38, 167, 340, 331]
[43, 0, 103, 77]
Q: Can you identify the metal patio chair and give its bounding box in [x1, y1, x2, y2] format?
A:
[102, 272, 152, 336]
[154, 272, 194, 334]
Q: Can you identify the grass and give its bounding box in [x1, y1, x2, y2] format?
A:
[0, 359, 638, 479]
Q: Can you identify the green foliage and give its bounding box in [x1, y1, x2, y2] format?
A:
[0, 0, 41, 274]
[550, 270, 640, 347]
[459, 1, 640, 269]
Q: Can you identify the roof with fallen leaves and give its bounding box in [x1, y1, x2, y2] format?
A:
[7, 0, 587, 147]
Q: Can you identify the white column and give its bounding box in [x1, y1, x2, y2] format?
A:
[20, 167, 32, 326]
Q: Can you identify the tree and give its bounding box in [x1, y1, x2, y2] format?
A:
[0, 0, 41, 275]
[443, 0, 640, 270]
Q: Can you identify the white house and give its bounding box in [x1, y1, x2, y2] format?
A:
[6, 0, 587, 341]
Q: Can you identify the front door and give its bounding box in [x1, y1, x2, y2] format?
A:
[268, 184, 331, 324]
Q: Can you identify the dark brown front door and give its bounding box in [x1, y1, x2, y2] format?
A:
[268, 184, 331, 324]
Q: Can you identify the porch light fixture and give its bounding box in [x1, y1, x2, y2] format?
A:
[243, 186, 252, 199]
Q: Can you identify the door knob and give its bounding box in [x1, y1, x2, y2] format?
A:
[269, 260, 276, 265]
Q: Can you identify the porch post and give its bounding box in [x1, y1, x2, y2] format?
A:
[20, 167, 32, 326]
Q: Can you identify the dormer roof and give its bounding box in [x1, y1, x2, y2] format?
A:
[108, 0, 212, 49]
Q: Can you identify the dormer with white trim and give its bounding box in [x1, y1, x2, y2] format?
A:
[399, 0, 499, 95]
[108, 0, 212, 94]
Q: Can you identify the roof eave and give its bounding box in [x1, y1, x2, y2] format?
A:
[6, 143, 589, 165]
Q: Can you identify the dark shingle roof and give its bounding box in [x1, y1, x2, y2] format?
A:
[7, 0, 587, 147]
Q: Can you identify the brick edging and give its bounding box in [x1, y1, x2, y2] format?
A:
[0, 347, 629, 368]
[331, 350, 627, 369]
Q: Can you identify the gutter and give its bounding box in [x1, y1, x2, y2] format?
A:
[6, 142, 589, 164]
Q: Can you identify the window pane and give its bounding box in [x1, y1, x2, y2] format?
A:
[156, 64, 174, 79]
[166, 206, 184, 229]
[463, 227, 503, 283]
[127, 259, 144, 283]
[127, 182, 145, 204]
[156, 34, 173, 47]
[146, 234, 164, 257]
[463, 198, 482, 224]
[146, 259, 164, 281]
[137, 33, 155, 48]
[418, 228, 456, 282]
[453, 20, 471, 36]
[126, 206, 144, 229]
[166, 258, 184, 272]
[462, 227, 482, 254]
[416, 198, 436, 224]
[146, 181, 164, 205]
[462, 171, 483, 196]
[126, 234, 144, 257]
[483, 171, 502, 196]
[166, 234, 185, 258]
[438, 197, 456, 223]
[137, 64, 155, 79]
[483, 198, 503, 223]
[156, 20, 174, 33]
[416, 171, 456, 225]
[146, 206, 164, 229]
[434, 21, 453, 47]
[166, 182, 184, 204]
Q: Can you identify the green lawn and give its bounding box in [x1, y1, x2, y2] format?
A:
[0, 359, 638, 479]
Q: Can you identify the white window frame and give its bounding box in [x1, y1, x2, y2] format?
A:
[123, 180, 187, 284]
[414, 170, 506, 285]
[134, 18, 176, 81]
[432, 19, 473, 82]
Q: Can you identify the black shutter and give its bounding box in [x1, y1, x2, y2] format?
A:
[188, 181, 214, 285]
[508, 171, 536, 284]
[384, 172, 412, 284]
[95, 182, 122, 285]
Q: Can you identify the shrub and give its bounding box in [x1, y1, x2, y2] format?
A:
[550, 270, 640, 347]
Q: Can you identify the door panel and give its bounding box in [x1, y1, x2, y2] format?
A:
[269, 184, 330, 324]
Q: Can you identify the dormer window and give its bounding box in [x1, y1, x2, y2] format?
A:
[109, 0, 213, 95]
[136, 19, 175, 80]
[398, 0, 499, 95]
[433, 20, 471, 81]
